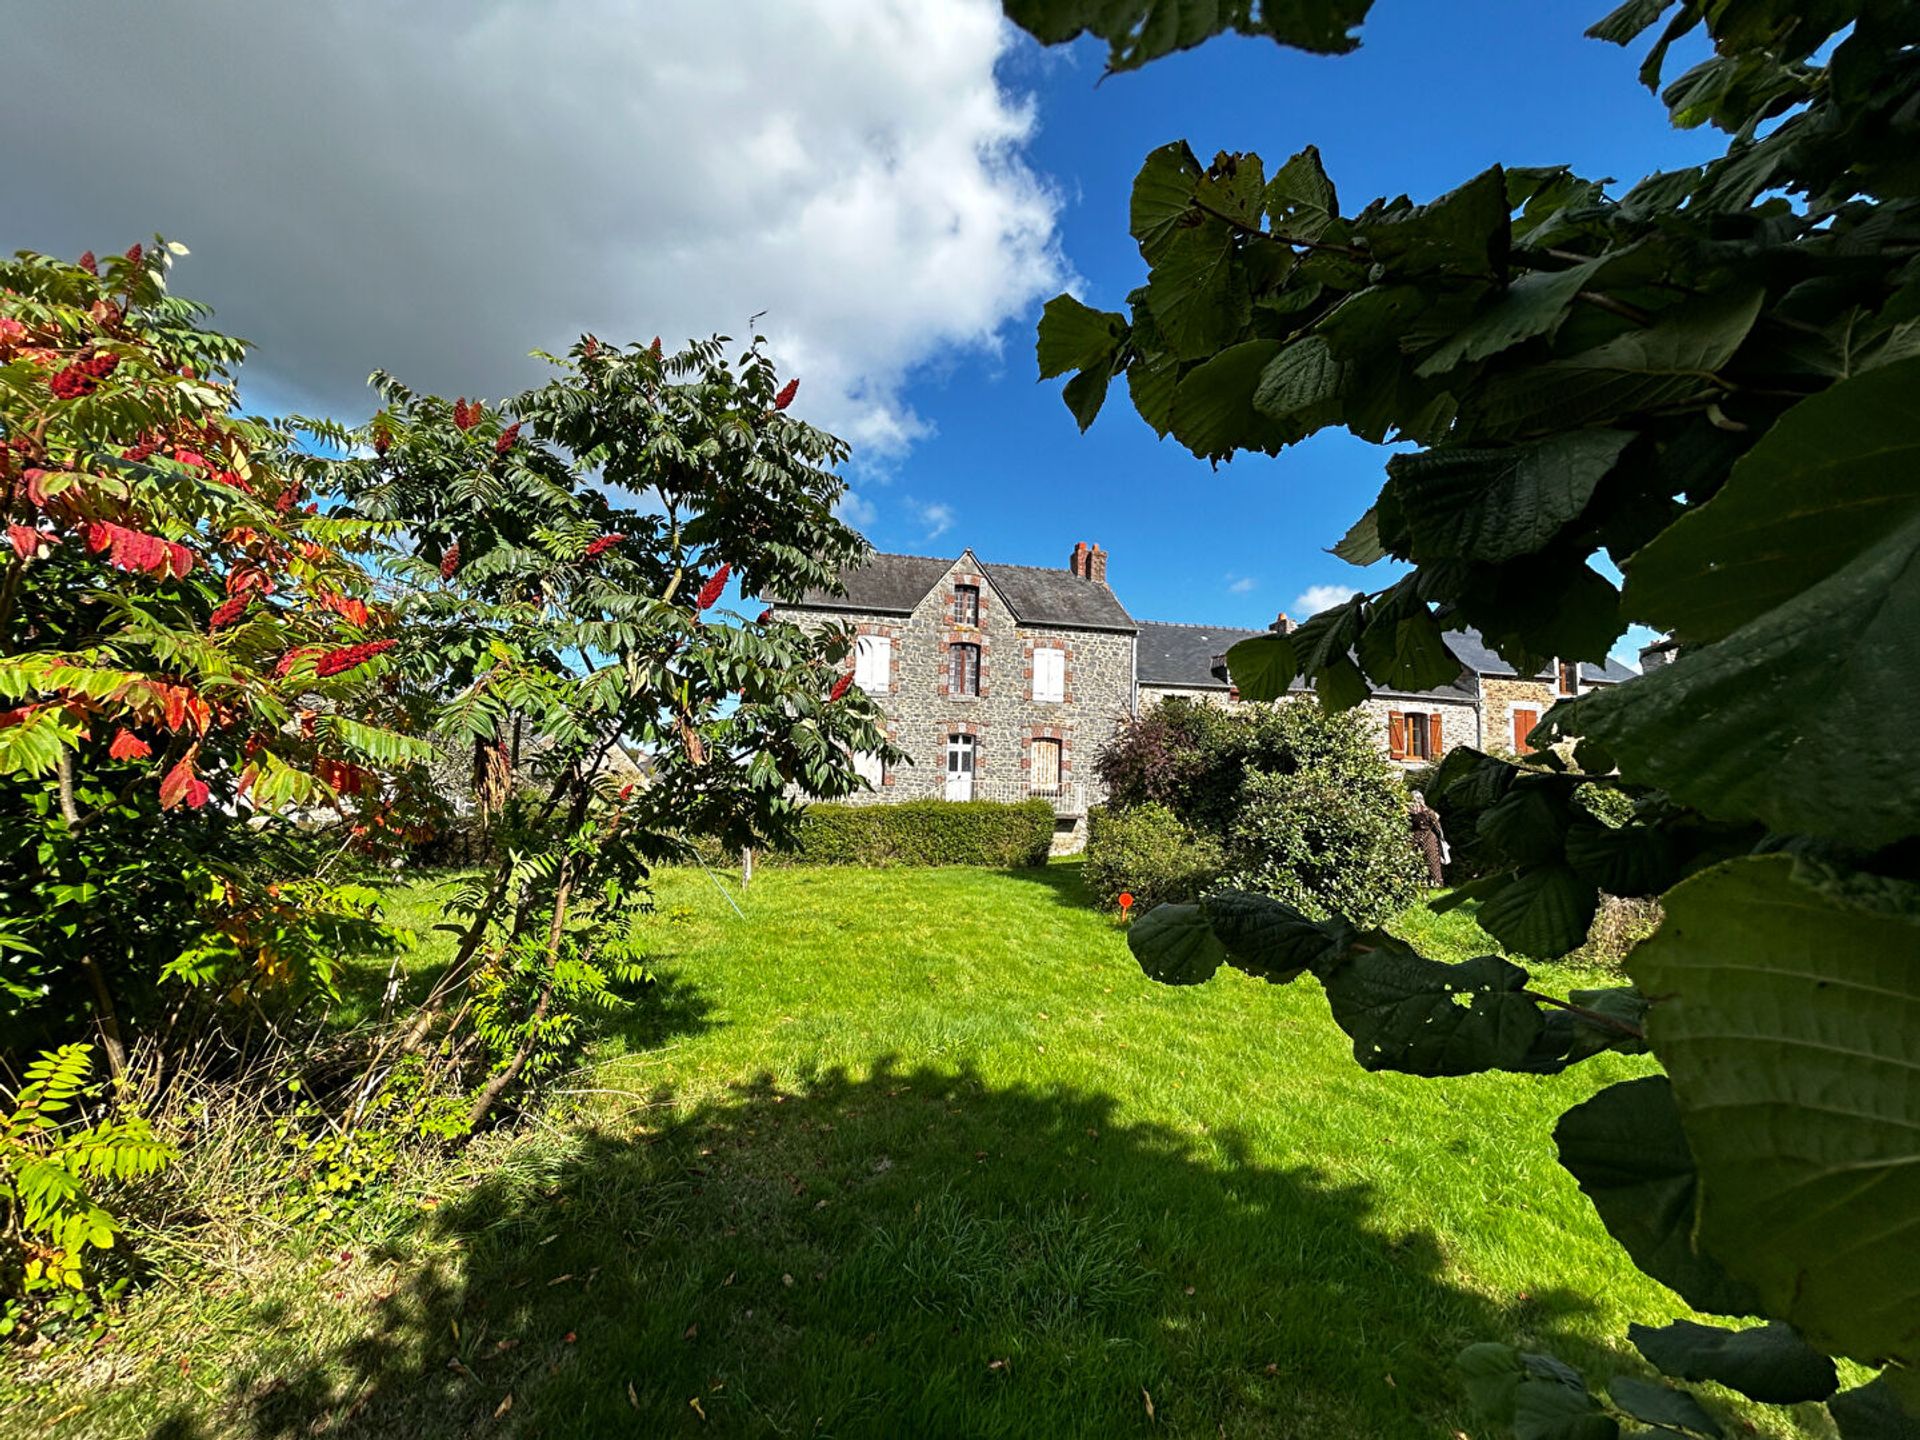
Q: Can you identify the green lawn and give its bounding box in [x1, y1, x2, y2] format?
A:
[11, 863, 1832, 1439]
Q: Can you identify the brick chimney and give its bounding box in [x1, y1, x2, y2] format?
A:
[1088, 543, 1108, 585]
[1271, 611, 1297, 635]
[1069, 540, 1089, 578]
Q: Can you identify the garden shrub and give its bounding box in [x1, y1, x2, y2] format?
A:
[1091, 698, 1421, 922]
[1567, 894, 1664, 975]
[1082, 804, 1224, 910]
[783, 799, 1054, 868]
[1224, 769, 1424, 927]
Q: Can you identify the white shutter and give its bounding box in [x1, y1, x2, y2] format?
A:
[1033, 647, 1065, 703]
[852, 748, 884, 787]
[854, 635, 890, 692]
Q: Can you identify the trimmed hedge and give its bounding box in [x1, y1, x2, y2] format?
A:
[775, 798, 1056, 868]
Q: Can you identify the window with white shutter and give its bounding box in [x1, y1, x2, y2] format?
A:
[853, 634, 891, 692]
[852, 748, 884, 788]
[1032, 646, 1065, 703]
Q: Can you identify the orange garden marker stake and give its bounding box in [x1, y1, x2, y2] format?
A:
[1117, 891, 1134, 923]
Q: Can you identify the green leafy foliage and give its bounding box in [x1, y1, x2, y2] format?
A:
[1629, 856, 1920, 1369]
[770, 798, 1056, 869]
[1, 1045, 173, 1335]
[1001, 0, 1373, 73]
[1091, 695, 1421, 923]
[1081, 802, 1224, 909]
[1628, 1319, 1839, 1406]
[1007, 0, 1920, 1426]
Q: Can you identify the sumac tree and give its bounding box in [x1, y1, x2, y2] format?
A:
[1012, 0, 1920, 1429]
[331, 334, 897, 1129]
[0, 243, 426, 1070]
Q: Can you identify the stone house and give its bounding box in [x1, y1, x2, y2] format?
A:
[772, 541, 1637, 847]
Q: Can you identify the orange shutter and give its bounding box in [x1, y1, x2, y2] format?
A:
[1428, 712, 1444, 756]
[1513, 708, 1537, 751]
[1388, 711, 1406, 759]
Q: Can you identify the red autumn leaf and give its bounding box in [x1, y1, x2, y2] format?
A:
[774, 378, 799, 410]
[319, 590, 371, 628]
[695, 564, 730, 611]
[159, 759, 208, 810]
[109, 728, 152, 761]
[208, 595, 250, 630]
[8, 524, 44, 561]
[757, 607, 774, 624]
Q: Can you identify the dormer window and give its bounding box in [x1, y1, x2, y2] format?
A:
[954, 584, 980, 626]
[1557, 660, 1579, 696]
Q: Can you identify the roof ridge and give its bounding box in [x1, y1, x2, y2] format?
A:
[1136, 618, 1266, 631]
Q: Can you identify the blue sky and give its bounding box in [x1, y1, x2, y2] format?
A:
[856, 2, 1719, 645]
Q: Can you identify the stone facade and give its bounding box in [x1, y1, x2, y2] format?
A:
[1480, 676, 1564, 755]
[777, 546, 1643, 852]
[777, 552, 1135, 850]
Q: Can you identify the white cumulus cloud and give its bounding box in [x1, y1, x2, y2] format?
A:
[1293, 583, 1359, 617]
[1226, 574, 1259, 594]
[2, 1, 1068, 473]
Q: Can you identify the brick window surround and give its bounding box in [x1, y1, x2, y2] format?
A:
[849, 622, 900, 695]
[1022, 637, 1074, 704]
[1020, 724, 1072, 794]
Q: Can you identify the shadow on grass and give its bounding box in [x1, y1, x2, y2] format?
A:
[157, 1060, 1617, 1440]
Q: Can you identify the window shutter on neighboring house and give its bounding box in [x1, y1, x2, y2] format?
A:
[854, 635, 890, 692]
[1428, 713, 1444, 756]
[1034, 647, 1064, 703]
[1388, 711, 1407, 760]
[1513, 708, 1537, 751]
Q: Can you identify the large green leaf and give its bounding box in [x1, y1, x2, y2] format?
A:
[1222, 632, 1299, 701]
[1251, 336, 1349, 436]
[1002, 0, 1374, 72]
[1265, 144, 1340, 241]
[1829, 1378, 1920, 1439]
[1036, 295, 1128, 380]
[1145, 221, 1250, 360]
[1555, 1077, 1764, 1316]
[1363, 166, 1510, 279]
[1459, 1345, 1619, 1440]
[1605, 1376, 1723, 1437]
[1623, 357, 1920, 644]
[1383, 430, 1633, 563]
[1469, 287, 1763, 437]
[1476, 863, 1598, 958]
[1571, 510, 1920, 849]
[1200, 890, 1350, 982]
[1168, 339, 1290, 459]
[1477, 784, 1576, 866]
[1628, 1320, 1838, 1405]
[1129, 141, 1203, 263]
[1127, 902, 1227, 985]
[1631, 857, 1920, 1366]
[1319, 943, 1544, 1076]
[1414, 253, 1610, 377]
[1564, 819, 1677, 897]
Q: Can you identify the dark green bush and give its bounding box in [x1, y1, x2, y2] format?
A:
[1082, 804, 1225, 910]
[1091, 699, 1422, 923]
[767, 799, 1054, 868]
[1224, 769, 1424, 927]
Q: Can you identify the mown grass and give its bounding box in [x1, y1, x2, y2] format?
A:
[6, 863, 1832, 1439]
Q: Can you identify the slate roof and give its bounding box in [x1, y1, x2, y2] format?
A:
[1135, 620, 1476, 702]
[1445, 627, 1639, 684]
[1135, 621, 1266, 688]
[783, 551, 1137, 633]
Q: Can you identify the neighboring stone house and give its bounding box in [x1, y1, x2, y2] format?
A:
[773, 543, 1136, 851]
[1135, 617, 1636, 761]
[773, 541, 1640, 847]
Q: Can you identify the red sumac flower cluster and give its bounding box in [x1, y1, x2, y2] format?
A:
[313, 639, 396, 677]
[695, 563, 730, 611]
[584, 534, 624, 558]
[495, 422, 519, 455]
